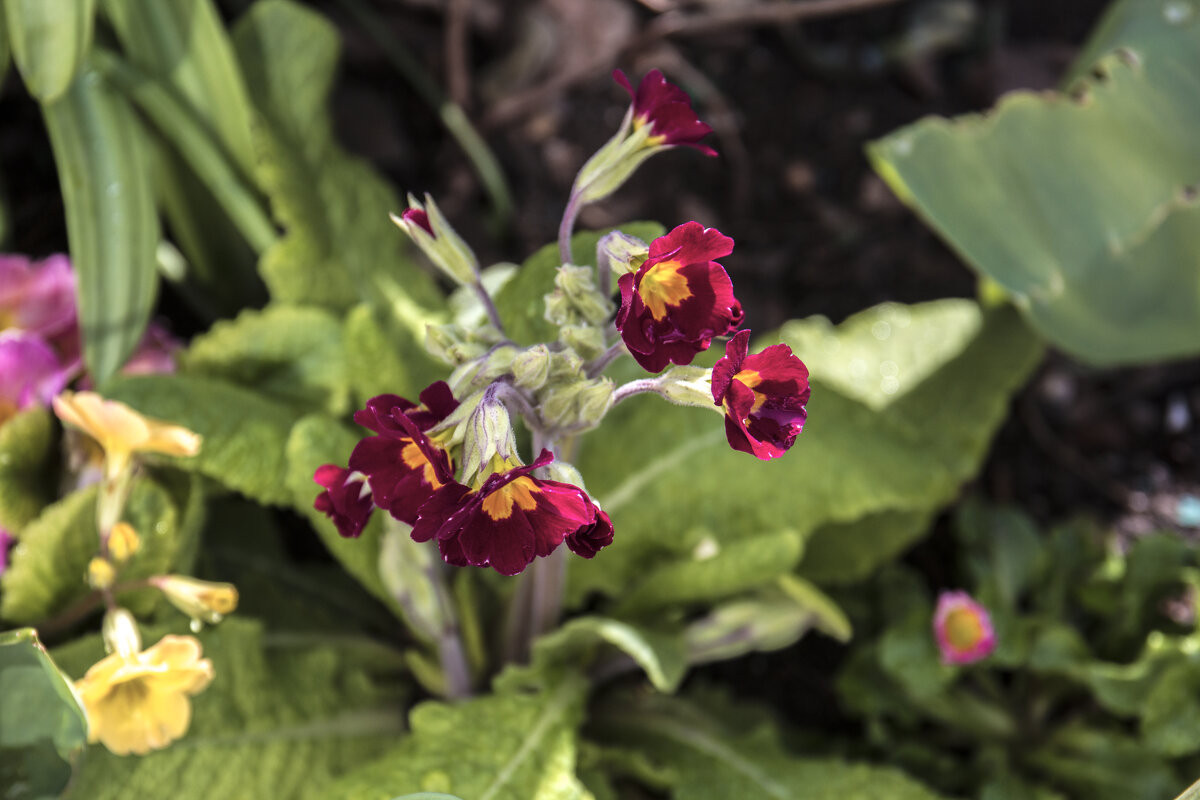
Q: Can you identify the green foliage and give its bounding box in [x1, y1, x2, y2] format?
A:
[572, 300, 1042, 601]
[4, 0, 96, 102]
[104, 374, 301, 506]
[0, 628, 88, 800]
[589, 690, 948, 800]
[232, 0, 441, 313]
[0, 408, 59, 533]
[328, 676, 592, 800]
[183, 305, 350, 415]
[0, 477, 185, 623]
[343, 303, 445, 407]
[495, 222, 664, 345]
[52, 618, 407, 800]
[42, 60, 160, 384]
[869, 0, 1200, 365]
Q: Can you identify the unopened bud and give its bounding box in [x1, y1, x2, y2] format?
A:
[559, 325, 607, 360]
[426, 323, 496, 366]
[459, 387, 520, 486]
[544, 265, 612, 326]
[107, 522, 140, 564]
[657, 366, 720, 410]
[543, 460, 586, 489]
[597, 230, 650, 276]
[153, 575, 239, 625]
[102, 607, 142, 658]
[391, 193, 479, 287]
[512, 345, 552, 391]
[448, 344, 517, 395]
[546, 349, 585, 383]
[543, 378, 615, 430]
[88, 557, 116, 590]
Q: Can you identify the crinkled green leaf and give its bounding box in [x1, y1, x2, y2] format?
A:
[1142, 659, 1200, 757]
[53, 618, 406, 800]
[43, 59, 160, 384]
[328, 677, 593, 800]
[495, 222, 664, 346]
[497, 616, 688, 694]
[104, 374, 301, 506]
[232, 0, 440, 313]
[5, 0, 96, 102]
[954, 500, 1043, 612]
[344, 303, 445, 408]
[0, 477, 183, 623]
[572, 301, 1041, 600]
[182, 305, 350, 415]
[797, 510, 932, 585]
[1026, 724, 1180, 800]
[589, 691, 949, 800]
[0, 628, 88, 800]
[0, 407, 59, 533]
[283, 413, 403, 618]
[870, 0, 1200, 365]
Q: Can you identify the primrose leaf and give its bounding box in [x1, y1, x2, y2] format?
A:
[328, 676, 593, 800]
[52, 618, 406, 800]
[4, 0, 96, 102]
[495, 222, 665, 346]
[869, 0, 1200, 364]
[103, 374, 301, 506]
[182, 305, 350, 415]
[0, 407, 59, 533]
[1141, 660, 1200, 757]
[0, 628, 88, 799]
[343, 303, 446, 408]
[572, 300, 1041, 600]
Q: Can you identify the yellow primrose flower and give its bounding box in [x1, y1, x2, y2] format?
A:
[52, 391, 201, 476]
[107, 522, 140, 563]
[75, 634, 214, 756]
[152, 575, 239, 625]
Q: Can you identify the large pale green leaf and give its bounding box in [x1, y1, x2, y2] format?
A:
[4, 0, 96, 102]
[571, 301, 1042, 599]
[328, 676, 593, 800]
[0, 407, 59, 533]
[104, 374, 301, 506]
[43, 60, 159, 384]
[343, 303, 445, 408]
[589, 691, 948, 800]
[494, 222, 664, 346]
[869, 1, 1200, 364]
[0, 628, 88, 799]
[232, 0, 441, 313]
[182, 305, 350, 415]
[53, 618, 407, 800]
[0, 478, 184, 623]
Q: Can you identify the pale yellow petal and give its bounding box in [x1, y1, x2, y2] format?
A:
[141, 421, 202, 457]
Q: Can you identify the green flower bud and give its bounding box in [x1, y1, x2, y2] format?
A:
[657, 366, 720, 410]
[426, 323, 495, 366]
[597, 230, 650, 276]
[542, 378, 614, 431]
[458, 387, 519, 486]
[447, 345, 517, 395]
[544, 264, 612, 327]
[512, 345, 552, 391]
[391, 193, 479, 287]
[559, 325, 607, 360]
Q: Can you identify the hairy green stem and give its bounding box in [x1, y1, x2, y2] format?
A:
[558, 191, 584, 265]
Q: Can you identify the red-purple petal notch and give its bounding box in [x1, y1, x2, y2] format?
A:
[348, 382, 459, 525]
[613, 69, 716, 156]
[411, 450, 613, 576]
[933, 591, 997, 665]
[401, 208, 435, 237]
[313, 465, 374, 538]
[616, 222, 743, 373]
[712, 330, 810, 460]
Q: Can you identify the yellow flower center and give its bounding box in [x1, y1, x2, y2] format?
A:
[637, 260, 692, 321]
[944, 608, 985, 650]
[401, 440, 445, 489]
[480, 476, 541, 521]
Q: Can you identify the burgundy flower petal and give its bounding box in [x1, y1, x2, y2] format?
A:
[313, 465, 374, 538]
[712, 332, 810, 460]
[353, 393, 418, 435]
[617, 222, 742, 373]
[613, 69, 715, 154]
[348, 434, 450, 525]
[566, 507, 614, 559]
[402, 208, 434, 236]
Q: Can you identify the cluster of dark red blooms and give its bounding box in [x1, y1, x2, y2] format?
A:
[315, 70, 810, 575]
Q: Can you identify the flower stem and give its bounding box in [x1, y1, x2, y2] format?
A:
[558, 191, 585, 265]
[430, 562, 473, 699]
[473, 279, 508, 336]
[586, 341, 628, 378]
[612, 378, 663, 406]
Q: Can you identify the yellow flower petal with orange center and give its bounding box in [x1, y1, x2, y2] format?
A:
[75, 634, 214, 756]
[637, 260, 692, 321]
[480, 476, 541, 521]
[52, 391, 201, 474]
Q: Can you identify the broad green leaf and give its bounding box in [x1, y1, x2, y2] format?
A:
[53, 618, 407, 800]
[954, 500, 1043, 611]
[104, 374, 301, 506]
[1142, 659, 1200, 757]
[4, 0, 96, 102]
[613, 529, 805, 616]
[232, 0, 441, 313]
[572, 301, 1042, 600]
[1026, 724, 1179, 800]
[283, 413, 403, 617]
[797, 510, 932, 585]
[392, 795, 466, 800]
[0, 407, 59, 533]
[43, 61, 159, 384]
[589, 692, 948, 800]
[0, 628, 88, 799]
[343, 302, 445, 408]
[497, 616, 688, 694]
[182, 305, 350, 415]
[869, 2, 1200, 365]
[495, 222, 665, 346]
[0, 478, 183, 623]
[328, 676, 593, 800]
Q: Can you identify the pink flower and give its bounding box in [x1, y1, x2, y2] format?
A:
[0, 332, 68, 424]
[614, 70, 716, 155]
[711, 330, 810, 460]
[0, 254, 76, 337]
[933, 591, 996, 665]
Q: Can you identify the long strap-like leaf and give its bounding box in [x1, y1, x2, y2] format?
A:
[4, 0, 97, 102]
